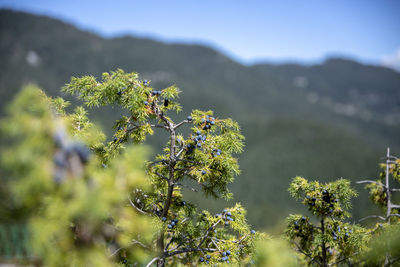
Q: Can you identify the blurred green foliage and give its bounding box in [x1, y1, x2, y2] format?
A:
[0, 85, 154, 266]
[253, 238, 297, 267]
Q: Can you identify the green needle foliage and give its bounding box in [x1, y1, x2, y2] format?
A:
[285, 177, 368, 266]
[63, 69, 259, 266]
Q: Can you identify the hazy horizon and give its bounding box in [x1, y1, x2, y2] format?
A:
[0, 0, 399, 71]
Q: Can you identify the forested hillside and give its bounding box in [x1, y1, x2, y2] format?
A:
[1, 9, 399, 228]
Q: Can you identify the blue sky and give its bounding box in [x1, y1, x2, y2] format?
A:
[1, 0, 400, 68]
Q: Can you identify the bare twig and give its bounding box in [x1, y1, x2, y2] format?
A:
[174, 120, 189, 130]
[145, 257, 160, 267]
[166, 247, 216, 257]
[356, 180, 385, 187]
[358, 215, 385, 222]
[128, 197, 149, 215]
[211, 238, 220, 251]
[110, 247, 123, 257]
[150, 124, 169, 129]
[132, 239, 150, 249]
[175, 147, 185, 159]
[110, 239, 150, 258]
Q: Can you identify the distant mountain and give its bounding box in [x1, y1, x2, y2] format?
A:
[1, 9, 399, 228]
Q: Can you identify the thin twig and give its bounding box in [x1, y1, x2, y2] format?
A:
[329, 254, 356, 266]
[164, 235, 176, 252]
[174, 120, 189, 130]
[211, 238, 220, 251]
[132, 239, 150, 249]
[358, 215, 385, 222]
[110, 239, 150, 258]
[145, 257, 160, 267]
[175, 147, 185, 159]
[166, 247, 216, 257]
[233, 234, 249, 244]
[148, 160, 168, 168]
[110, 247, 123, 257]
[176, 159, 198, 164]
[167, 242, 183, 253]
[150, 124, 169, 129]
[128, 197, 149, 215]
[356, 180, 385, 187]
[293, 242, 322, 267]
[155, 172, 169, 181]
[196, 219, 222, 249]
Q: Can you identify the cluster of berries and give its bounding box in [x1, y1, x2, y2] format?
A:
[113, 126, 125, 143]
[306, 189, 342, 215]
[199, 254, 211, 264]
[185, 128, 211, 155]
[151, 90, 162, 96]
[200, 115, 216, 131]
[292, 216, 313, 240]
[321, 190, 340, 214]
[142, 90, 161, 106]
[143, 89, 170, 108]
[212, 148, 222, 157]
[220, 250, 231, 263]
[215, 209, 234, 226]
[166, 218, 179, 230]
[293, 216, 307, 230]
[329, 224, 352, 241]
[192, 130, 207, 148]
[186, 143, 196, 154]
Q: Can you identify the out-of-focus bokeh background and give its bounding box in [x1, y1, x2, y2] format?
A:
[0, 0, 399, 230]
